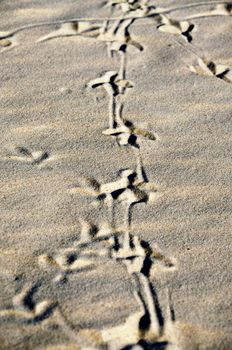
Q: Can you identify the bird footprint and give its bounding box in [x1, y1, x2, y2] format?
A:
[157, 15, 194, 42]
[103, 114, 156, 148]
[38, 246, 96, 284]
[98, 18, 143, 56]
[189, 57, 232, 83]
[0, 283, 56, 323]
[8, 146, 50, 165]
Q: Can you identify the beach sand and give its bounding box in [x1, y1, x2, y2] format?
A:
[0, 1, 232, 349]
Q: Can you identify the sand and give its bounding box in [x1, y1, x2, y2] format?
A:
[0, 0, 232, 349]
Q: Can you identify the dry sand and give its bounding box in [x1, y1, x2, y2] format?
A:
[0, 0, 232, 349]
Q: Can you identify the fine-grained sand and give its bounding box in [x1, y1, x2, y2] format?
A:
[0, 1, 232, 349]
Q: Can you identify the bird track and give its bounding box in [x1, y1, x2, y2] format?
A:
[6, 146, 50, 166]
[1, 0, 231, 349]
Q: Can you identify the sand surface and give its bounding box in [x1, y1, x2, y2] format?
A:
[0, 1, 232, 349]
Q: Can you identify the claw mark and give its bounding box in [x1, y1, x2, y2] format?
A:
[0, 283, 56, 323]
[189, 57, 232, 83]
[7, 146, 50, 165]
[157, 15, 194, 42]
[71, 176, 101, 196]
[78, 220, 99, 243]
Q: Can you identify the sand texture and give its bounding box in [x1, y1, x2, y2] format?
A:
[0, 0, 232, 349]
